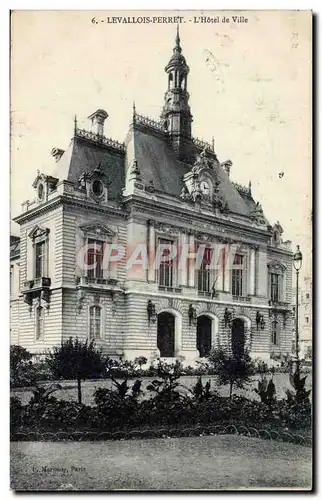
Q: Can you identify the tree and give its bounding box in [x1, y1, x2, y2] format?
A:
[10, 345, 36, 387]
[207, 347, 255, 398]
[134, 356, 148, 370]
[45, 337, 106, 404]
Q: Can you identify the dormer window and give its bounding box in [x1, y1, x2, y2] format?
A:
[37, 183, 44, 201]
[92, 179, 104, 197]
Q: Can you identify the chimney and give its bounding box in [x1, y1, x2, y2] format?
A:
[221, 159, 232, 178]
[88, 109, 108, 136]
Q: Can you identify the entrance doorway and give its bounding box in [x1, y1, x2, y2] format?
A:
[231, 318, 245, 360]
[197, 315, 212, 357]
[157, 312, 175, 357]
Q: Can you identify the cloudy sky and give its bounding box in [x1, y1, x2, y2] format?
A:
[10, 10, 312, 276]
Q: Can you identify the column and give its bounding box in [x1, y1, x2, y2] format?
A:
[224, 243, 231, 292]
[188, 232, 195, 288]
[178, 231, 188, 286]
[248, 247, 256, 295]
[214, 241, 223, 291]
[257, 246, 268, 297]
[148, 221, 155, 282]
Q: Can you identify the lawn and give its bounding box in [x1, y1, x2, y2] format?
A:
[11, 373, 312, 407]
[10, 435, 312, 491]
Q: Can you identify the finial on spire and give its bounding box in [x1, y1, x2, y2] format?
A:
[132, 101, 136, 123]
[174, 24, 182, 53]
[248, 180, 252, 194]
[74, 114, 77, 135]
[211, 136, 215, 151]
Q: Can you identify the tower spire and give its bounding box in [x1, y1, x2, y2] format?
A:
[161, 26, 193, 161]
[132, 101, 136, 123]
[175, 24, 181, 52]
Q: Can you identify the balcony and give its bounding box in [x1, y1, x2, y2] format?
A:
[76, 276, 118, 287]
[269, 300, 290, 310]
[23, 277, 51, 291]
[232, 295, 251, 303]
[22, 277, 51, 310]
[197, 290, 212, 298]
[158, 285, 182, 294]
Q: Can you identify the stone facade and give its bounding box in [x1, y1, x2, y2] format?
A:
[10, 30, 294, 364]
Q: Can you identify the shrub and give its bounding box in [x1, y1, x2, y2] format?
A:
[286, 371, 311, 405]
[45, 337, 106, 403]
[254, 377, 276, 405]
[10, 345, 37, 388]
[10, 396, 23, 429]
[207, 347, 255, 398]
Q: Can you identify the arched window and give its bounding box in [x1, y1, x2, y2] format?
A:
[89, 305, 101, 340]
[36, 306, 44, 340]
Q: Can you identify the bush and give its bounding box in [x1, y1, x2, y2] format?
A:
[254, 377, 276, 405]
[46, 337, 106, 404]
[10, 396, 23, 429]
[10, 345, 37, 388]
[207, 347, 255, 397]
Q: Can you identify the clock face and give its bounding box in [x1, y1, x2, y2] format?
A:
[200, 180, 210, 195]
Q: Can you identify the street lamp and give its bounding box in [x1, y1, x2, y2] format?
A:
[293, 245, 303, 373]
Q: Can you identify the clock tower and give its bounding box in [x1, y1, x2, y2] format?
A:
[161, 26, 193, 161]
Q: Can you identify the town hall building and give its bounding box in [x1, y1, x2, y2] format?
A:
[10, 29, 294, 363]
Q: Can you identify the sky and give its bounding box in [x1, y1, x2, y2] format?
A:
[10, 9, 312, 277]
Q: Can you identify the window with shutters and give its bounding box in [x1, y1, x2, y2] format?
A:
[87, 239, 104, 279]
[232, 254, 244, 297]
[36, 306, 44, 340]
[89, 305, 101, 340]
[157, 238, 175, 287]
[270, 273, 280, 302]
[197, 247, 212, 293]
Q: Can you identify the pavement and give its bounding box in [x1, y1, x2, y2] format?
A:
[10, 435, 312, 491]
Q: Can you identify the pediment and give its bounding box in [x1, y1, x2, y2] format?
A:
[267, 260, 287, 273]
[28, 225, 50, 240]
[79, 222, 116, 239]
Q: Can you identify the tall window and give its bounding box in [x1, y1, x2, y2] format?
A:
[270, 273, 280, 302]
[87, 239, 104, 279]
[35, 240, 46, 278]
[89, 305, 101, 339]
[158, 238, 174, 287]
[198, 247, 212, 292]
[232, 254, 244, 296]
[36, 306, 44, 340]
[271, 321, 279, 346]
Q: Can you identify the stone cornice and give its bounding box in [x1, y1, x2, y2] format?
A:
[13, 194, 127, 225]
[124, 197, 270, 245]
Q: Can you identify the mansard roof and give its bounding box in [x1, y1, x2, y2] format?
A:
[53, 130, 125, 203]
[52, 115, 267, 221]
[10, 235, 20, 261]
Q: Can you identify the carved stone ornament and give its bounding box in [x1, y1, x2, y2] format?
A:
[267, 260, 287, 273]
[154, 222, 180, 236]
[79, 221, 116, 240]
[146, 180, 156, 193]
[192, 147, 214, 174]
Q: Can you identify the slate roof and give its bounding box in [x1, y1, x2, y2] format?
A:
[53, 120, 266, 220]
[10, 235, 20, 260]
[53, 134, 125, 203]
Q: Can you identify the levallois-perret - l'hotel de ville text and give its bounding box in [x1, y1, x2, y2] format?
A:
[10, 28, 294, 364]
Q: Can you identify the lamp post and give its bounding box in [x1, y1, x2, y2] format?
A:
[293, 245, 303, 374]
